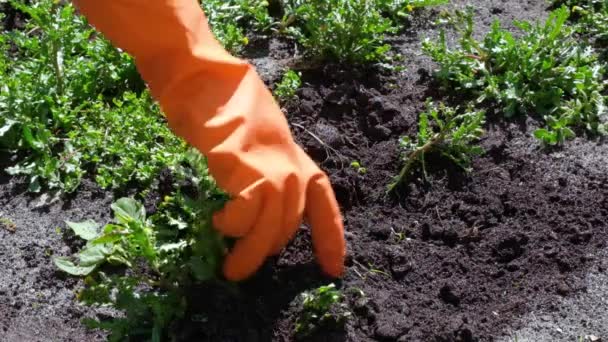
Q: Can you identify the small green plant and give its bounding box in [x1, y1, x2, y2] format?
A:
[350, 160, 368, 175]
[274, 69, 302, 102]
[388, 101, 485, 192]
[423, 6, 607, 145]
[294, 283, 350, 338]
[391, 227, 407, 242]
[283, 0, 397, 64]
[54, 149, 228, 341]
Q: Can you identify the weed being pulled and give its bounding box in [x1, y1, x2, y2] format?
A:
[54, 149, 228, 341]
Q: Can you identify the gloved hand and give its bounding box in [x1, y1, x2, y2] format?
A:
[74, 0, 346, 281]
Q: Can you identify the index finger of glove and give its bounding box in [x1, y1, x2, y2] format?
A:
[306, 174, 346, 278]
[222, 191, 283, 281]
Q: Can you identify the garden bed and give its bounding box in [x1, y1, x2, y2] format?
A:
[1, 0, 607, 341]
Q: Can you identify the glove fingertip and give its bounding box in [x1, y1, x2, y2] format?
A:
[221, 195, 283, 281]
[307, 174, 347, 278]
[221, 238, 271, 281]
[318, 251, 345, 278]
[222, 257, 253, 282]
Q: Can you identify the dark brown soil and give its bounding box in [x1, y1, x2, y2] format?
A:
[0, 2, 27, 31]
[2, 1, 608, 342]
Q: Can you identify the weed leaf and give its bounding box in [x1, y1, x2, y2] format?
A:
[66, 220, 100, 241]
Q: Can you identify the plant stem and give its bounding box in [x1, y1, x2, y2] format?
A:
[388, 133, 444, 193]
[52, 40, 64, 96]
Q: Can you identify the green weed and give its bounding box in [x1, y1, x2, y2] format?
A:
[295, 283, 350, 338]
[423, 7, 607, 145]
[282, 0, 397, 64]
[274, 0, 447, 64]
[54, 149, 228, 341]
[5, 91, 187, 192]
[552, 0, 608, 59]
[350, 161, 368, 175]
[389, 101, 485, 192]
[275, 69, 302, 103]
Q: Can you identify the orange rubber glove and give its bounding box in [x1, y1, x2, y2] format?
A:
[73, 0, 346, 281]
